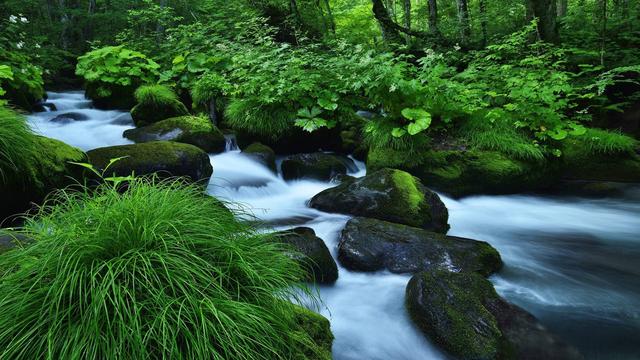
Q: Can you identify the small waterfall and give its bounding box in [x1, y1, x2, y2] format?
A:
[224, 134, 239, 152]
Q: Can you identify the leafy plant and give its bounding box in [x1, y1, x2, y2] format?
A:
[0, 177, 322, 359]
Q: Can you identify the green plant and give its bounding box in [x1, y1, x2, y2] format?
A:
[0, 177, 322, 359]
[75, 46, 160, 98]
[134, 84, 180, 107]
[225, 98, 296, 139]
[0, 65, 12, 105]
[0, 106, 37, 184]
[572, 128, 638, 156]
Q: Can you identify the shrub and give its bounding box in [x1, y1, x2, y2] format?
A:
[0, 178, 323, 359]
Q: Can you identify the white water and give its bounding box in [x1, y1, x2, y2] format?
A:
[31, 91, 640, 359]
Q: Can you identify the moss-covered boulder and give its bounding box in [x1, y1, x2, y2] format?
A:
[130, 85, 188, 127]
[87, 141, 213, 184]
[274, 227, 338, 284]
[292, 305, 334, 360]
[367, 147, 557, 198]
[339, 217, 501, 275]
[406, 271, 582, 360]
[561, 130, 640, 182]
[1, 136, 86, 224]
[242, 142, 277, 172]
[282, 153, 357, 181]
[310, 168, 449, 233]
[123, 116, 225, 153]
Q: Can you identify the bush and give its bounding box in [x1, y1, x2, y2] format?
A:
[0, 178, 324, 359]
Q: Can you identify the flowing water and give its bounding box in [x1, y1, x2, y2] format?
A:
[28, 91, 640, 359]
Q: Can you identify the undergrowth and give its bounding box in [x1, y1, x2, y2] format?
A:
[576, 128, 638, 156]
[0, 107, 37, 185]
[225, 98, 295, 140]
[134, 84, 181, 107]
[0, 177, 320, 359]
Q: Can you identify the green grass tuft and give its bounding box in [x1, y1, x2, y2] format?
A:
[576, 128, 638, 156]
[225, 98, 295, 140]
[458, 116, 546, 161]
[0, 178, 322, 359]
[0, 106, 38, 185]
[134, 84, 181, 107]
[362, 117, 430, 153]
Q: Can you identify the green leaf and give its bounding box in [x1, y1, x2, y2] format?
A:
[391, 127, 407, 137]
[317, 97, 338, 111]
[172, 55, 185, 65]
[401, 108, 430, 121]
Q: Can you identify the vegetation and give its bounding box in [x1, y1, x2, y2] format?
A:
[0, 178, 322, 359]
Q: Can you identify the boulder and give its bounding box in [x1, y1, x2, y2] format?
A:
[33, 102, 57, 112]
[310, 168, 449, 233]
[339, 217, 501, 276]
[123, 116, 225, 153]
[367, 147, 558, 198]
[241, 142, 277, 172]
[50, 112, 90, 123]
[406, 270, 582, 360]
[274, 227, 338, 284]
[291, 305, 334, 360]
[87, 141, 213, 184]
[282, 153, 357, 181]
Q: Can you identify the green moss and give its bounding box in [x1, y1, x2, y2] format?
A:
[291, 305, 334, 360]
[391, 170, 425, 214]
[124, 116, 225, 153]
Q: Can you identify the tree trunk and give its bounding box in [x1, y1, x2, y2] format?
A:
[479, 0, 488, 46]
[403, 0, 411, 29]
[456, 0, 471, 45]
[600, 0, 607, 66]
[527, 0, 559, 42]
[427, 0, 439, 34]
[557, 0, 568, 17]
[371, 0, 404, 43]
[322, 0, 336, 33]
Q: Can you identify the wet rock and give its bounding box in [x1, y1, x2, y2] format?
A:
[242, 142, 276, 172]
[273, 227, 338, 284]
[310, 168, 449, 233]
[338, 217, 501, 276]
[50, 112, 90, 123]
[123, 116, 225, 153]
[111, 113, 134, 125]
[33, 102, 57, 112]
[282, 153, 357, 181]
[291, 304, 334, 360]
[406, 270, 583, 360]
[87, 141, 213, 184]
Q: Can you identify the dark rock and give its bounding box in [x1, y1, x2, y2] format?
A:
[111, 113, 134, 125]
[130, 99, 189, 127]
[338, 217, 501, 275]
[124, 116, 225, 153]
[233, 126, 343, 155]
[50, 112, 90, 123]
[87, 141, 213, 184]
[85, 83, 136, 110]
[274, 227, 338, 284]
[310, 168, 449, 233]
[406, 270, 583, 360]
[33, 102, 57, 112]
[282, 153, 357, 181]
[242, 142, 277, 172]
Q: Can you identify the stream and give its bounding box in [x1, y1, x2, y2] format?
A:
[27, 91, 640, 359]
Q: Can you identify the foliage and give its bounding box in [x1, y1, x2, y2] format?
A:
[0, 177, 322, 359]
[572, 128, 638, 156]
[75, 46, 160, 97]
[134, 84, 181, 107]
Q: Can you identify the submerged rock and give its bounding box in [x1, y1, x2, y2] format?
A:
[50, 112, 90, 123]
[406, 270, 582, 360]
[282, 153, 357, 181]
[242, 142, 277, 172]
[274, 227, 338, 284]
[310, 168, 449, 233]
[123, 116, 225, 153]
[338, 217, 501, 275]
[87, 141, 213, 184]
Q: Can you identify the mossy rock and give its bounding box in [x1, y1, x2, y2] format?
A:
[273, 227, 338, 284]
[131, 100, 189, 127]
[291, 305, 334, 360]
[310, 168, 449, 233]
[124, 116, 225, 153]
[241, 142, 277, 172]
[367, 147, 558, 197]
[561, 136, 640, 182]
[85, 82, 137, 110]
[87, 141, 213, 184]
[0, 136, 86, 224]
[339, 217, 502, 276]
[282, 153, 358, 181]
[406, 271, 582, 360]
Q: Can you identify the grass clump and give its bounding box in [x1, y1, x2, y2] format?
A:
[0, 178, 323, 359]
[458, 116, 546, 161]
[134, 84, 181, 107]
[0, 106, 38, 185]
[225, 98, 295, 140]
[575, 128, 638, 156]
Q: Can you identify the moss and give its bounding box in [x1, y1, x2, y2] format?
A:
[291, 305, 334, 360]
[124, 116, 225, 153]
[391, 170, 425, 214]
[242, 142, 277, 172]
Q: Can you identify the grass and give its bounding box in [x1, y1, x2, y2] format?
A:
[576, 128, 638, 156]
[0, 106, 38, 185]
[458, 115, 546, 161]
[362, 117, 430, 153]
[225, 97, 295, 140]
[0, 177, 321, 359]
[134, 84, 181, 107]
